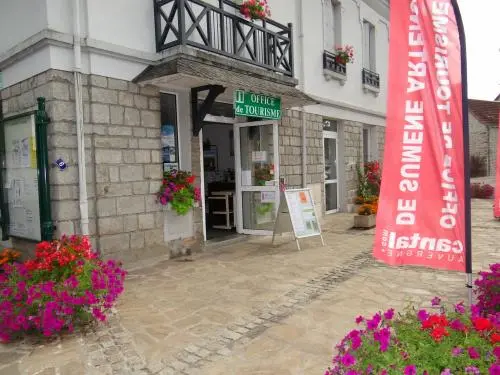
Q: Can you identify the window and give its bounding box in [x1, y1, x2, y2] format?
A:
[323, 118, 338, 132]
[323, 0, 342, 51]
[363, 20, 376, 71]
[160, 93, 179, 172]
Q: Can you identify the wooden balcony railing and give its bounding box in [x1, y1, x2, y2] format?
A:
[154, 0, 294, 76]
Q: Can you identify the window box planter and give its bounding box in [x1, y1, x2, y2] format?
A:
[353, 214, 376, 229]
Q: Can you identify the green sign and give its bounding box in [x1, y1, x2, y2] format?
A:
[234, 90, 281, 120]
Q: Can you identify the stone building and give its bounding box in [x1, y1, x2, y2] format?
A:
[0, 0, 389, 261]
[468, 99, 500, 177]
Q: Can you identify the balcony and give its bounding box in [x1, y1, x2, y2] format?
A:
[362, 68, 380, 95]
[154, 0, 294, 77]
[323, 51, 347, 84]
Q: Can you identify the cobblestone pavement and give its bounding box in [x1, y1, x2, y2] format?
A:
[0, 200, 499, 375]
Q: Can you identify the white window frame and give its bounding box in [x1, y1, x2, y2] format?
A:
[323, 127, 339, 214]
[323, 0, 343, 51]
[363, 20, 376, 72]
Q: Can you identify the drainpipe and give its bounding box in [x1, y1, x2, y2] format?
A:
[297, 0, 307, 188]
[73, 0, 89, 236]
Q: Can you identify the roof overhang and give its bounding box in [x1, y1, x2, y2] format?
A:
[133, 46, 317, 108]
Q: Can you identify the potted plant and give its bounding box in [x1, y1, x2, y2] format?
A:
[157, 169, 201, 215]
[334, 45, 355, 65]
[354, 202, 377, 229]
[240, 0, 271, 21]
[255, 164, 274, 186]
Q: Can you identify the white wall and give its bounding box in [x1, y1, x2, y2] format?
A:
[0, 0, 48, 53]
[86, 0, 156, 53]
[292, 0, 389, 120]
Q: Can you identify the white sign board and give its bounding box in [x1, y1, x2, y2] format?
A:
[272, 188, 324, 250]
[284, 189, 321, 238]
[4, 114, 41, 241]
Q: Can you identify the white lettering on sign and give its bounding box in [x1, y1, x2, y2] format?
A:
[250, 93, 276, 106]
[395, 1, 426, 224]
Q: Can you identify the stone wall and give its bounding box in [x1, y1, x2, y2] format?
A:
[0, 70, 176, 262]
[278, 110, 323, 187]
[376, 125, 386, 164]
[279, 110, 302, 188]
[342, 121, 363, 204]
[87, 74, 165, 261]
[469, 112, 490, 176]
[488, 126, 498, 177]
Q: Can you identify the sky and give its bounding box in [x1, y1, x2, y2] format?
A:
[457, 0, 500, 101]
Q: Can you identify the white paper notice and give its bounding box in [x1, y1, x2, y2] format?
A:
[252, 151, 267, 162]
[261, 191, 276, 203]
[242, 170, 252, 186]
[12, 179, 24, 208]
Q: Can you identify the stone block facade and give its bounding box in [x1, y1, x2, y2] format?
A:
[278, 110, 324, 189]
[1, 69, 171, 262]
[488, 126, 498, 177]
[469, 112, 490, 176]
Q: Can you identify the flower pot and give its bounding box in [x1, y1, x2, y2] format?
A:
[353, 214, 376, 229]
[347, 204, 362, 214]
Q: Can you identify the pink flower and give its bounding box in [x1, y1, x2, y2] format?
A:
[468, 347, 480, 360]
[431, 297, 441, 306]
[404, 365, 417, 375]
[454, 301, 466, 314]
[417, 309, 429, 322]
[366, 313, 381, 330]
[465, 367, 480, 375]
[341, 353, 356, 367]
[383, 308, 394, 320]
[489, 364, 500, 375]
[355, 315, 364, 324]
[451, 347, 463, 357]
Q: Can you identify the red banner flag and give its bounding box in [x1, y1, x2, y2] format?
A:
[495, 113, 500, 218]
[373, 0, 469, 272]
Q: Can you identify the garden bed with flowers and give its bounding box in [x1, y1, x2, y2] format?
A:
[0, 236, 126, 343]
[324, 264, 500, 375]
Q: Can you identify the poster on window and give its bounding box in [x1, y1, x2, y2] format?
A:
[161, 124, 177, 163]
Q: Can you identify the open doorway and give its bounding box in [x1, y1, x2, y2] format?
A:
[202, 123, 238, 241]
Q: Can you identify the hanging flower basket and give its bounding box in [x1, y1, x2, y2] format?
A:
[240, 0, 271, 21]
[157, 170, 201, 216]
[335, 45, 355, 64]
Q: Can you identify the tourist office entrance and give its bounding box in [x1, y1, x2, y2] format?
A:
[200, 90, 282, 241]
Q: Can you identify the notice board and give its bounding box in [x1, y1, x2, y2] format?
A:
[3, 114, 41, 241]
[284, 189, 321, 238]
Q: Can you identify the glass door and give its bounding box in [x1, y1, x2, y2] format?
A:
[234, 121, 279, 235]
[324, 131, 339, 213]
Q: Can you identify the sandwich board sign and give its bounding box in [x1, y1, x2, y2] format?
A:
[272, 188, 325, 250]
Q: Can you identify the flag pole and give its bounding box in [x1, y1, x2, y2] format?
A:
[450, 0, 473, 307]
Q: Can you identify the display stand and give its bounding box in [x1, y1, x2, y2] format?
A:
[272, 188, 325, 250]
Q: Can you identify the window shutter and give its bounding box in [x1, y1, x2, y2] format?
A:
[323, 1, 335, 51]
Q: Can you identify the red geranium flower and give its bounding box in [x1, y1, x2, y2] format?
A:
[472, 317, 493, 331]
